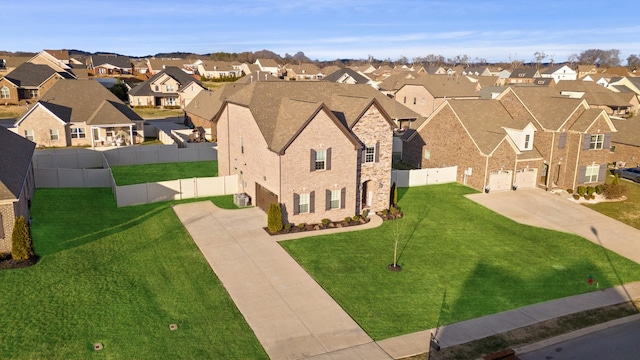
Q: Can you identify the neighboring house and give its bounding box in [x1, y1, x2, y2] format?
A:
[87, 54, 133, 76]
[27, 50, 77, 78]
[322, 68, 374, 86]
[128, 67, 205, 108]
[391, 74, 480, 117]
[184, 83, 248, 141]
[462, 66, 492, 77]
[0, 63, 65, 104]
[507, 68, 540, 84]
[608, 118, 640, 167]
[254, 59, 280, 76]
[540, 65, 577, 83]
[0, 55, 31, 74]
[284, 63, 323, 81]
[146, 58, 193, 75]
[416, 66, 446, 75]
[556, 80, 637, 118]
[132, 59, 149, 75]
[402, 86, 615, 192]
[0, 126, 36, 253]
[216, 82, 396, 224]
[15, 79, 143, 148]
[577, 65, 597, 79]
[197, 61, 243, 79]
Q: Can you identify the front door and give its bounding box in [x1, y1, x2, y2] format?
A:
[541, 164, 549, 187]
[362, 180, 373, 208]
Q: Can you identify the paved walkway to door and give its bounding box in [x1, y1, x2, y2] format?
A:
[466, 188, 640, 264]
[172, 202, 391, 360]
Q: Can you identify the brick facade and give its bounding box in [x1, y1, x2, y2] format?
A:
[0, 164, 34, 253]
[0, 78, 19, 105]
[394, 85, 436, 117]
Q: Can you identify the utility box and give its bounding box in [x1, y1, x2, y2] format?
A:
[234, 193, 251, 207]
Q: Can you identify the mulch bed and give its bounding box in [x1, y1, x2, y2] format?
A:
[265, 217, 371, 235]
[0, 253, 39, 271]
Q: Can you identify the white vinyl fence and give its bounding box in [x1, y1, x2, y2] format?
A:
[392, 166, 457, 187]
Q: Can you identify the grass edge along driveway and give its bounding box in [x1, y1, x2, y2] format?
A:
[280, 183, 640, 341]
[0, 188, 267, 359]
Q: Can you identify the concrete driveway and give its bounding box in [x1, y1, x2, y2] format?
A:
[172, 202, 391, 360]
[466, 188, 640, 264]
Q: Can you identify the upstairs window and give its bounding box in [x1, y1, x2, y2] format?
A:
[589, 134, 604, 150]
[315, 149, 326, 170]
[365, 145, 375, 163]
[310, 148, 331, 171]
[524, 134, 530, 149]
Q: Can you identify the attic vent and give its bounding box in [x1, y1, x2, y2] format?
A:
[518, 73, 525, 77]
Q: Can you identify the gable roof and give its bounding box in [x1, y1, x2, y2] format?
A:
[540, 64, 574, 75]
[556, 80, 634, 108]
[322, 68, 371, 84]
[509, 68, 540, 78]
[569, 108, 613, 133]
[23, 79, 141, 125]
[0, 126, 35, 201]
[509, 86, 585, 131]
[128, 66, 203, 96]
[90, 54, 132, 69]
[4, 63, 60, 87]
[184, 83, 248, 120]
[610, 118, 640, 146]
[255, 58, 279, 68]
[224, 82, 396, 153]
[396, 74, 479, 98]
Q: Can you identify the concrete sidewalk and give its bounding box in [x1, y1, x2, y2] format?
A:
[173, 202, 390, 360]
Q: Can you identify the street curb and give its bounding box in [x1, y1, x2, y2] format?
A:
[514, 313, 640, 356]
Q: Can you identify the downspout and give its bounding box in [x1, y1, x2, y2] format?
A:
[483, 155, 489, 191]
[572, 133, 583, 190]
[547, 131, 556, 190]
[226, 105, 231, 175]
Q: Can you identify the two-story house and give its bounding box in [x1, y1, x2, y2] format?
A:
[507, 68, 541, 84]
[402, 87, 615, 192]
[540, 65, 577, 83]
[216, 82, 396, 224]
[128, 67, 205, 108]
[15, 80, 143, 148]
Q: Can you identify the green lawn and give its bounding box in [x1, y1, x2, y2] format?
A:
[280, 183, 640, 340]
[0, 188, 267, 359]
[584, 174, 640, 230]
[111, 161, 218, 185]
[132, 108, 185, 119]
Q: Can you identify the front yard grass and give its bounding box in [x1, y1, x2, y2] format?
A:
[0, 188, 267, 359]
[584, 173, 640, 230]
[132, 107, 185, 119]
[280, 183, 640, 340]
[111, 161, 218, 185]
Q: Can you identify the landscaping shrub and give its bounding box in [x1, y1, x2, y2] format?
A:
[602, 183, 627, 199]
[389, 206, 399, 214]
[590, 194, 596, 200]
[321, 218, 330, 226]
[352, 215, 360, 222]
[11, 216, 35, 260]
[267, 203, 283, 233]
[361, 210, 368, 219]
[344, 217, 352, 223]
[577, 186, 586, 197]
[284, 223, 292, 230]
[595, 184, 603, 195]
[567, 188, 574, 194]
[612, 173, 620, 185]
[573, 194, 580, 200]
[586, 186, 595, 196]
[390, 182, 398, 207]
[298, 223, 306, 229]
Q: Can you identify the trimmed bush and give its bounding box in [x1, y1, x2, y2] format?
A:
[586, 186, 595, 196]
[352, 215, 360, 222]
[573, 194, 580, 200]
[567, 188, 574, 194]
[389, 206, 399, 214]
[595, 184, 603, 195]
[390, 182, 398, 207]
[612, 173, 620, 185]
[267, 203, 283, 233]
[321, 218, 330, 226]
[577, 186, 586, 197]
[284, 223, 292, 230]
[298, 223, 306, 229]
[11, 216, 35, 260]
[344, 217, 352, 223]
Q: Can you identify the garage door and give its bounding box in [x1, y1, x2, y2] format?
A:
[514, 168, 537, 189]
[255, 183, 278, 212]
[488, 170, 512, 192]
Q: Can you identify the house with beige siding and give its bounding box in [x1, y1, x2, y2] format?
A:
[216, 82, 396, 224]
[15, 80, 143, 148]
[402, 87, 616, 192]
[128, 67, 205, 108]
[0, 126, 36, 253]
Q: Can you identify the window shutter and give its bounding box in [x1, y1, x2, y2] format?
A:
[582, 134, 591, 151]
[326, 148, 331, 170]
[310, 149, 316, 172]
[603, 133, 611, 150]
[293, 193, 300, 215]
[375, 141, 380, 162]
[0, 213, 4, 238]
[309, 191, 315, 213]
[341, 188, 346, 209]
[558, 132, 566, 149]
[326, 189, 331, 211]
[361, 147, 366, 163]
[578, 165, 586, 184]
[598, 164, 607, 182]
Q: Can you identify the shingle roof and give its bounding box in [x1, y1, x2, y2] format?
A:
[556, 80, 633, 108]
[510, 87, 585, 131]
[610, 118, 640, 146]
[0, 126, 35, 201]
[4, 63, 59, 87]
[397, 74, 479, 98]
[255, 58, 279, 68]
[322, 68, 371, 84]
[569, 108, 608, 133]
[224, 82, 396, 153]
[509, 68, 539, 78]
[184, 83, 248, 120]
[90, 54, 132, 69]
[34, 79, 141, 125]
[128, 67, 202, 96]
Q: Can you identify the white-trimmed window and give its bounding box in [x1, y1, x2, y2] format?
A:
[166, 84, 175, 92]
[589, 134, 604, 150]
[330, 189, 340, 209]
[365, 145, 375, 163]
[298, 193, 310, 213]
[524, 134, 531, 149]
[28, 89, 38, 98]
[71, 127, 86, 139]
[585, 164, 599, 183]
[424, 149, 431, 160]
[0, 86, 9, 99]
[106, 127, 115, 138]
[315, 149, 326, 170]
[166, 97, 177, 106]
[50, 129, 59, 141]
[24, 129, 34, 141]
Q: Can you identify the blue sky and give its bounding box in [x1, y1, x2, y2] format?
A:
[4, 0, 640, 63]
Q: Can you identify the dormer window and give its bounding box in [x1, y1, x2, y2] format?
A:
[524, 134, 530, 148]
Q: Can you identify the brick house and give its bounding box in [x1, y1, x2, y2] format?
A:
[507, 68, 541, 85]
[128, 67, 205, 108]
[609, 118, 640, 168]
[402, 87, 615, 192]
[0, 63, 65, 105]
[216, 82, 396, 224]
[0, 126, 36, 253]
[15, 80, 143, 148]
[87, 54, 133, 76]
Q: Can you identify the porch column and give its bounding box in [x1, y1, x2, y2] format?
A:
[128, 125, 134, 145]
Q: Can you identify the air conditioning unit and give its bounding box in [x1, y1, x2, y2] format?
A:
[234, 193, 251, 207]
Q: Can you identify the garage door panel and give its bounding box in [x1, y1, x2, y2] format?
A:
[515, 168, 537, 189]
[489, 170, 512, 192]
